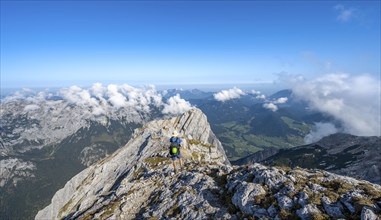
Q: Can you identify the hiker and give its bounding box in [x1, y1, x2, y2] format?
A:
[169, 130, 183, 171]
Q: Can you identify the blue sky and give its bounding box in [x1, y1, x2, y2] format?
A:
[1, 1, 380, 89]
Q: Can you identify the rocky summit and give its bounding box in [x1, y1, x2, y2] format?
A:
[36, 109, 381, 220]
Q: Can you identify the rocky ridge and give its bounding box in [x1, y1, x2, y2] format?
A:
[36, 109, 381, 220]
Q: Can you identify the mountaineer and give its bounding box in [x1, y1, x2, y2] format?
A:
[169, 130, 183, 172]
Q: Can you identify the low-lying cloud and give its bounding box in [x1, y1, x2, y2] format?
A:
[162, 94, 193, 115]
[214, 87, 245, 102]
[304, 122, 339, 144]
[251, 90, 266, 100]
[107, 84, 128, 108]
[213, 87, 287, 112]
[263, 103, 278, 112]
[3, 83, 194, 116]
[274, 97, 288, 104]
[289, 73, 381, 137]
[263, 97, 288, 112]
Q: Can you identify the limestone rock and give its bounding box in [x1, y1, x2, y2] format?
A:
[231, 182, 266, 215]
[296, 204, 321, 220]
[361, 207, 378, 220]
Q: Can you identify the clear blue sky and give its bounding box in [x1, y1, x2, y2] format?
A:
[1, 1, 380, 89]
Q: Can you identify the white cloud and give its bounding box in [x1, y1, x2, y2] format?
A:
[61, 83, 164, 115]
[62, 85, 99, 107]
[107, 84, 127, 108]
[91, 83, 106, 100]
[256, 94, 266, 99]
[290, 73, 381, 136]
[334, 4, 356, 22]
[304, 122, 340, 144]
[116, 84, 163, 113]
[251, 90, 266, 99]
[90, 83, 108, 112]
[214, 87, 245, 102]
[161, 90, 168, 96]
[3, 88, 46, 103]
[261, 96, 287, 112]
[263, 103, 278, 112]
[274, 97, 288, 104]
[60, 85, 105, 115]
[162, 94, 193, 115]
[251, 90, 261, 95]
[4, 83, 183, 119]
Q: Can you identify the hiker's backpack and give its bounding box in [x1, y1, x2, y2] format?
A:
[169, 137, 180, 156]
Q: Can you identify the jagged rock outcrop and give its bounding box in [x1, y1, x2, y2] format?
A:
[36, 109, 381, 220]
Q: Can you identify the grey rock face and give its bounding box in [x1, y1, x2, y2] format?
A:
[231, 182, 265, 215]
[296, 204, 321, 220]
[276, 195, 294, 210]
[298, 192, 309, 206]
[361, 207, 378, 220]
[321, 196, 344, 218]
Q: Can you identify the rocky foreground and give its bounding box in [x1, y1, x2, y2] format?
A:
[36, 109, 381, 220]
[37, 162, 381, 220]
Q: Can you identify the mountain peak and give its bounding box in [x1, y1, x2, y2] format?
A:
[36, 108, 229, 219]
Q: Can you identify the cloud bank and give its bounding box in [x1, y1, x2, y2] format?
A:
[290, 73, 380, 136]
[3, 83, 194, 116]
[214, 87, 245, 102]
